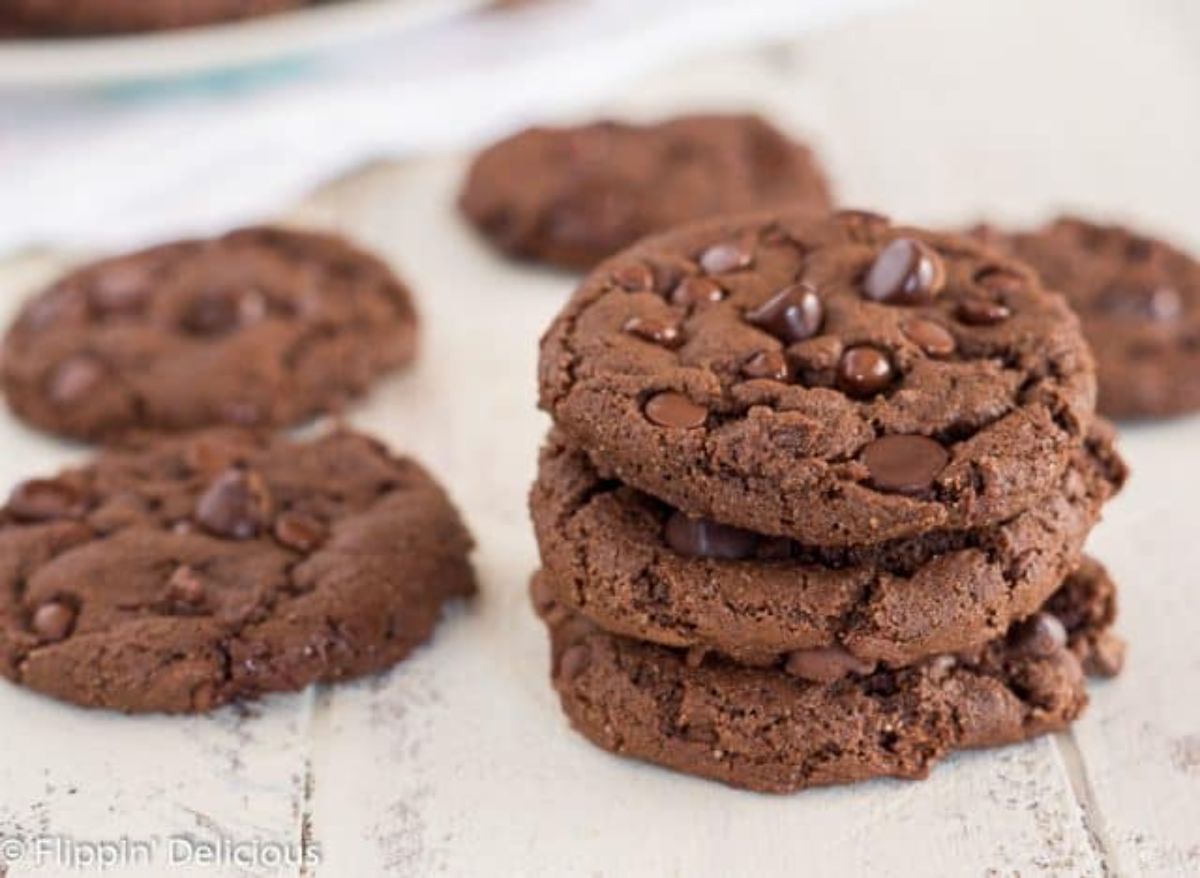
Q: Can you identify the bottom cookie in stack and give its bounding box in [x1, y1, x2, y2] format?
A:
[533, 559, 1122, 794]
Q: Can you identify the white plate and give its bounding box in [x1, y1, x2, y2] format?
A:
[0, 0, 483, 89]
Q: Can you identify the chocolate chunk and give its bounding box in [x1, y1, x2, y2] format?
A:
[644, 392, 707, 429]
[623, 316, 682, 348]
[664, 512, 758, 560]
[670, 276, 725, 306]
[1008, 612, 1067, 658]
[957, 298, 1012, 326]
[903, 319, 956, 357]
[613, 263, 656, 293]
[837, 346, 894, 398]
[741, 349, 789, 381]
[195, 468, 272, 539]
[167, 565, 207, 606]
[862, 435, 949, 494]
[863, 238, 945, 305]
[699, 240, 754, 275]
[180, 292, 241, 336]
[273, 511, 327, 552]
[1083, 631, 1126, 677]
[744, 283, 823, 343]
[784, 646, 876, 683]
[32, 600, 75, 642]
[975, 267, 1026, 295]
[48, 355, 104, 406]
[6, 479, 86, 522]
[558, 644, 591, 681]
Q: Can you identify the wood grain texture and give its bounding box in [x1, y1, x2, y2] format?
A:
[1, 0, 1198, 874]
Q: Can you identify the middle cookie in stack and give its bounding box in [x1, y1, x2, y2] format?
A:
[531, 208, 1127, 793]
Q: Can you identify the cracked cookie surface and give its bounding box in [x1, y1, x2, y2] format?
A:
[531, 426, 1124, 667]
[534, 558, 1120, 794]
[459, 114, 832, 270]
[539, 209, 1098, 546]
[2, 226, 418, 440]
[0, 428, 475, 713]
[971, 216, 1200, 420]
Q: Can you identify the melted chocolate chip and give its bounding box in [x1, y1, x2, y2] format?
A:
[1008, 612, 1067, 659]
[32, 600, 76, 642]
[862, 435, 949, 494]
[274, 511, 327, 552]
[644, 392, 707, 429]
[670, 276, 725, 306]
[903, 319, 956, 357]
[837, 346, 894, 398]
[48, 355, 104, 406]
[195, 468, 272, 539]
[956, 298, 1012, 326]
[699, 240, 754, 275]
[623, 316, 682, 348]
[741, 349, 789, 381]
[613, 263, 656, 293]
[664, 511, 758, 560]
[784, 646, 876, 683]
[6, 479, 87, 522]
[744, 283, 823, 343]
[863, 238, 945, 305]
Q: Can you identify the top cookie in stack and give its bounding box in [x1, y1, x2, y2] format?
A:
[531, 208, 1125, 792]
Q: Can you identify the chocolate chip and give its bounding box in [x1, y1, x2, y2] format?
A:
[699, 240, 754, 275]
[613, 263, 656, 292]
[6, 479, 87, 522]
[664, 511, 758, 560]
[837, 346, 894, 398]
[975, 267, 1026, 295]
[644, 392, 707, 429]
[741, 349, 789, 381]
[744, 283, 823, 343]
[167, 565, 207, 606]
[558, 644, 591, 681]
[32, 600, 75, 642]
[1008, 612, 1067, 659]
[1098, 285, 1183, 321]
[622, 316, 682, 348]
[903, 319, 956, 357]
[195, 468, 272, 539]
[670, 276, 725, 306]
[180, 291, 240, 336]
[1083, 631, 1126, 678]
[862, 434, 949, 494]
[48, 355, 104, 406]
[273, 511, 327, 552]
[863, 238, 945, 305]
[784, 646, 876, 683]
[90, 264, 149, 313]
[956, 298, 1012, 326]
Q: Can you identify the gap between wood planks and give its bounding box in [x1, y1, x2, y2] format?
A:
[1055, 730, 1120, 876]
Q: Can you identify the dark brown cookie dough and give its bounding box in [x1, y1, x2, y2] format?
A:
[535, 559, 1120, 794]
[531, 425, 1124, 667]
[2, 227, 418, 441]
[971, 217, 1200, 420]
[459, 114, 833, 270]
[0, 428, 475, 713]
[539, 209, 1098, 547]
[5, 0, 305, 34]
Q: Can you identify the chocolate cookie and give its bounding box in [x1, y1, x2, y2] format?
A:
[5, 0, 305, 34]
[539, 209, 1098, 547]
[2, 227, 418, 440]
[0, 428, 475, 713]
[535, 559, 1120, 793]
[972, 217, 1200, 420]
[459, 114, 833, 270]
[531, 425, 1124, 667]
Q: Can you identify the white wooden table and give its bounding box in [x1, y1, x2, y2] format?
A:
[1, 0, 1198, 874]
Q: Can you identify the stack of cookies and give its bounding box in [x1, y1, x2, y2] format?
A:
[530, 208, 1127, 792]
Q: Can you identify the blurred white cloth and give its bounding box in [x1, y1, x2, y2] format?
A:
[0, 0, 900, 253]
